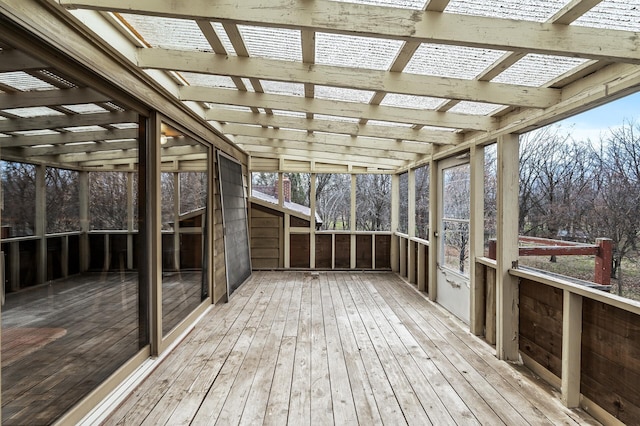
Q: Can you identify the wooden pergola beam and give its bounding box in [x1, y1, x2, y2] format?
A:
[183, 86, 493, 131]
[0, 111, 138, 132]
[0, 87, 112, 109]
[61, 0, 640, 64]
[234, 135, 423, 162]
[2, 128, 138, 148]
[0, 49, 47, 72]
[223, 124, 432, 155]
[210, 109, 460, 145]
[138, 48, 559, 108]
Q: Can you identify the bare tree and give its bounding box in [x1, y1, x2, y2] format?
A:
[356, 174, 391, 231]
[1, 161, 36, 237]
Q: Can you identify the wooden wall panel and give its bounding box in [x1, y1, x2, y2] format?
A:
[356, 234, 372, 269]
[375, 235, 391, 269]
[581, 299, 640, 423]
[315, 234, 332, 268]
[290, 234, 310, 268]
[519, 279, 563, 378]
[250, 204, 282, 269]
[290, 215, 311, 228]
[335, 234, 350, 269]
[180, 234, 202, 269]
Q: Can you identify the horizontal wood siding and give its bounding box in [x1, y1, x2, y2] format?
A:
[519, 278, 563, 378]
[250, 204, 282, 269]
[375, 235, 391, 269]
[315, 234, 332, 268]
[289, 234, 310, 268]
[334, 234, 350, 268]
[290, 215, 310, 228]
[355, 234, 372, 268]
[581, 298, 640, 423]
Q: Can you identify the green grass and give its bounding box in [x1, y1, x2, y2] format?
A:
[519, 255, 640, 302]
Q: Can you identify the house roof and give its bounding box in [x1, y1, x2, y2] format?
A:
[251, 189, 323, 224]
[0, 1, 639, 173]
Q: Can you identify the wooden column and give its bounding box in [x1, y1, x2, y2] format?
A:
[407, 168, 416, 283]
[350, 175, 356, 269]
[79, 171, 90, 273]
[417, 243, 427, 291]
[126, 171, 135, 270]
[470, 144, 486, 336]
[310, 173, 317, 268]
[390, 174, 399, 272]
[173, 172, 180, 271]
[427, 159, 438, 300]
[561, 290, 583, 407]
[496, 133, 520, 361]
[284, 213, 291, 268]
[35, 164, 46, 284]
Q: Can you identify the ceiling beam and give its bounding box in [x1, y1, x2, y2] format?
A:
[235, 135, 421, 162]
[209, 109, 460, 145]
[249, 152, 398, 172]
[56, 143, 205, 163]
[61, 0, 640, 64]
[241, 144, 408, 169]
[25, 140, 137, 156]
[222, 124, 431, 155]
[138, 48, 558, 108]
[0, 49, 47, 72]
[182, 86, 493, 131]
[550, 0, 605, 25]
[0, 87, 112, 109]
[0, 111, 138, 132]
[1, 128, 137, 148]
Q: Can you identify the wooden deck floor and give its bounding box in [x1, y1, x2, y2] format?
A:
[105, 271, 599, 425]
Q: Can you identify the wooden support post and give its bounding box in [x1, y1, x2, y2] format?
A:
[470, 144, 486, 335]
[284, 213, 291, 268]
[371, 234, 376, 269]
[310, 173, 317, 268]
[408, 168, 416, 282]
[428, 159, 438, 300]
[35, 164, 46, 284]
[417, 243, 426, 291]
[390, 174, 399, 272]
[126, 171, 135, 270]
[485, 266, 497, 345]
[496, 134, 520, 361]
[399, 237, 407, 278]
[103, 233, 110, 272]
[408, 240, 416, 284]
[331, 233, 336, 270]
[79, 171, 90, 273]
[350, 175, 356, 269]
[173, 172, 180, 271]
[61, 235, 69, 278]
[594, 237, 612, 285]
[561, 290, 583, 408]
[9, 242, 19, 292]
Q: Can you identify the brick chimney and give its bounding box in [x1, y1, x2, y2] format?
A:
[282, 177, 292, 203]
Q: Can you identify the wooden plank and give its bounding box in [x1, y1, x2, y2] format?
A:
[325, 273, 383, 424]
[561, 290, 582, 408]
[310, 276, 333, 424]
[376, 274, 591, 425]
[318, 274, 358, 424]
[239, 273, 294, 425]
[288, 275, 312, 425]
[334, 274, 406, 425]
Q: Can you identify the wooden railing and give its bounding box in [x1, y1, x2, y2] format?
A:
[489, 236, 613, 286]
[394, 233, 429, 292]
[475, 251, 640, 424]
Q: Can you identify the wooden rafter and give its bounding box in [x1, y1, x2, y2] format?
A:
[182, 86, 494, 131]
[60, 0, 640, 64]
[0, 111, 138, 132]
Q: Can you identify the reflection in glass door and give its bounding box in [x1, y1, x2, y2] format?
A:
[437, 158, 471, 323]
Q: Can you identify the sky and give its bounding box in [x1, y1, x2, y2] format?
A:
[555, 91, 640, 142]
